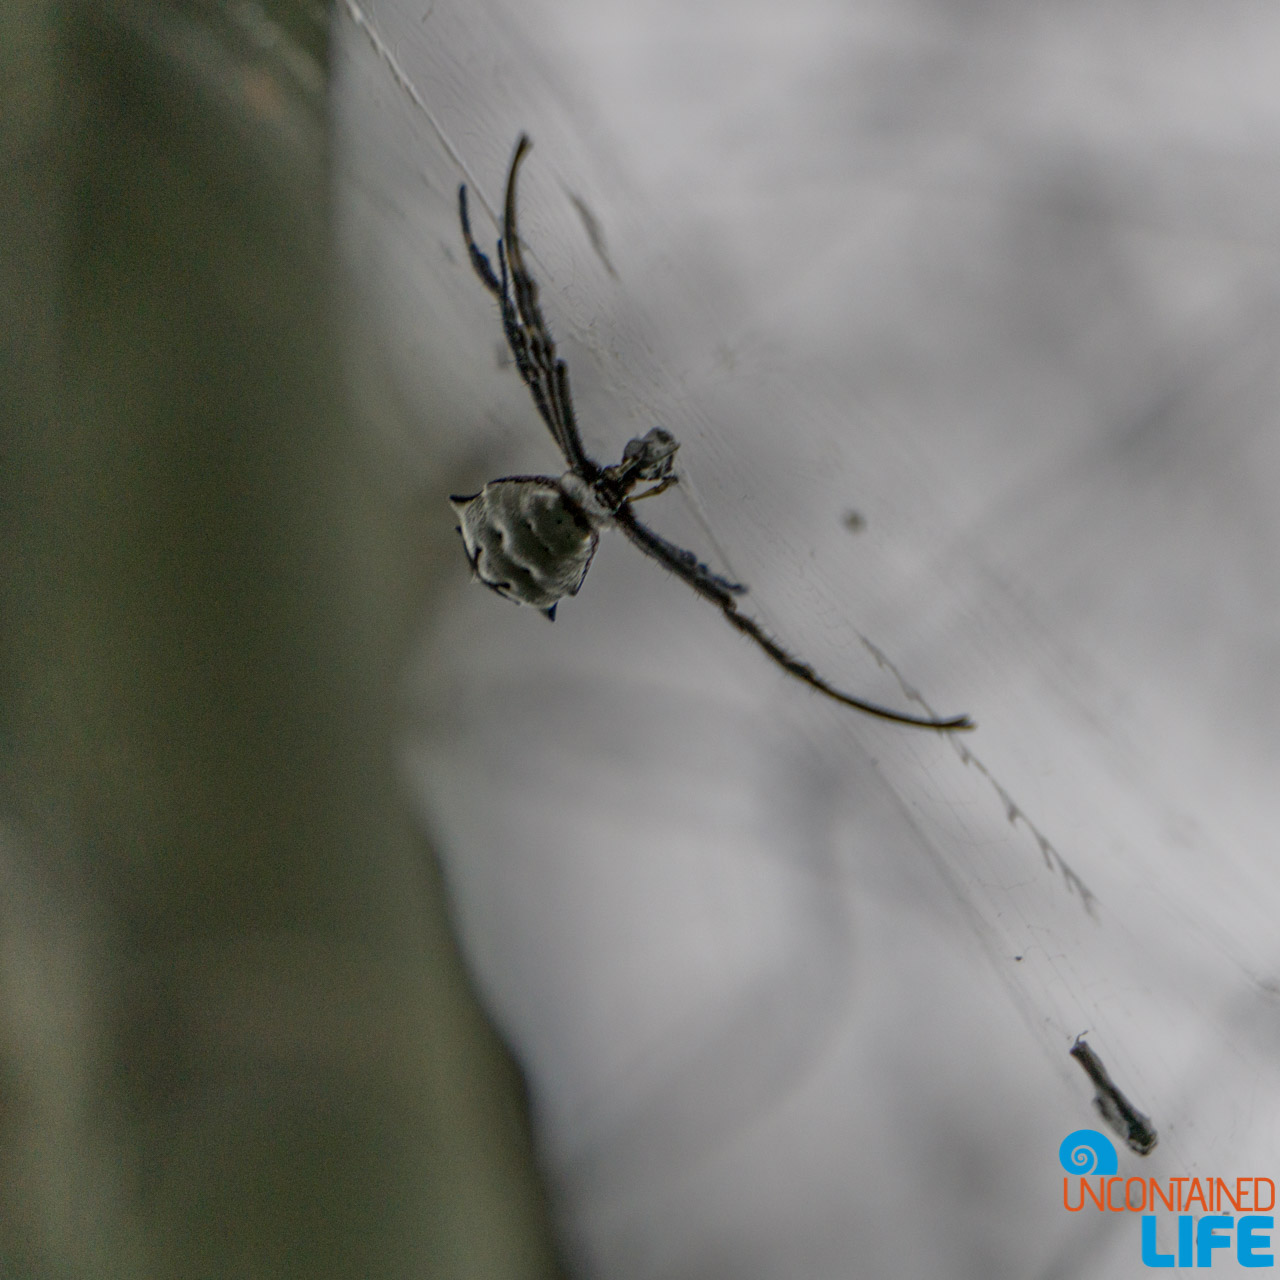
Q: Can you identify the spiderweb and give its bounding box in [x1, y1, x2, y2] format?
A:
[337, 1, 1280, 1275]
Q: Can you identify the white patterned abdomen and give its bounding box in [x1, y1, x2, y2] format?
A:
[451, 477, 600, 614]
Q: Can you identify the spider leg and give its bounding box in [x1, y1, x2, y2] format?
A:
[615, 506, 973, 731]
[460, 183, 565, 453]
[613, 504, 747, 603]
[495, 241, 563, 446]
[458, 183, 504, 298]
[718, 608, 974, 730]
[500, 135, 596, 478]
[459, 144, 598, 479]
[628, 476, 678, 502]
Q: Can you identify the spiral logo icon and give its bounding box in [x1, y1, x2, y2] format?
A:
[1059, 1129, 1118, 1175]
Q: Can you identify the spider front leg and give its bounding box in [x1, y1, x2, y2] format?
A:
[459, 185, 556, 431]
[628, 476, 678, 502]
[459, 138, 596, 478]
[614, 507, 972, 731]
[458, 182, 505, 302]
[717, 606, 974, 730]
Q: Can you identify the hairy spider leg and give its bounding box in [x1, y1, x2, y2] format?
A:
[457, 185, 537, 404]
[553, 360, 593, 479]
[718, 606, 973, 730]
[458, 183, 576, 468]
[611, 503, 746, 601]
[457, 182, 504, 296]
[614, 505, 972, 731]
[627, 476, 678, 501]
[502, 135, 597, 479]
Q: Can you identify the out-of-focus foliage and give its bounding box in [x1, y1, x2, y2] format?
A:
[0, 2, 562, 1276]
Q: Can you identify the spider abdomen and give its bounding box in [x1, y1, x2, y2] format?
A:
[451, 477, 600, 613]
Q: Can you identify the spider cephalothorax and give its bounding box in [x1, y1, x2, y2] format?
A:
[454, 135, 973, 731]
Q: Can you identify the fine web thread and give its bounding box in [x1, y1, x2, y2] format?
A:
[673, 457, 1098, 912]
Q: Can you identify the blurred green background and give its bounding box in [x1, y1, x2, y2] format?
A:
[0, 1, 561, 1275]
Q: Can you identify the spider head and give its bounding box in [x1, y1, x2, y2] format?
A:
[451, 477, 600, 614]
[621, 427, 679, 482]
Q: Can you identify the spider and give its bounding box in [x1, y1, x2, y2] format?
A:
[453, 134, 973, 731]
